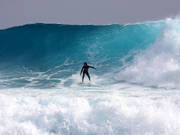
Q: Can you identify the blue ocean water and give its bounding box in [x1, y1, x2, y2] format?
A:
[0, 19, 180, 135]
[0, 21, 164, 88]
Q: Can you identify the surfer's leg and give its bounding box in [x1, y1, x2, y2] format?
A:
[82, 72, 85, 82]
[86, 72, 91, 81]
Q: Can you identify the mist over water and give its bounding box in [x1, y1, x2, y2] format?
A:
[0, 19, 180, 135]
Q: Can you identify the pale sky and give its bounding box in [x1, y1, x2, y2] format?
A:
[0, 0, 180, 29]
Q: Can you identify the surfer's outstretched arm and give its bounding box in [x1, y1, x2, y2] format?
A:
[80, 67, 84, 75]
[89, 66, 96, 69]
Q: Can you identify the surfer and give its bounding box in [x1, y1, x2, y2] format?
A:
[80, 62, 96, 82]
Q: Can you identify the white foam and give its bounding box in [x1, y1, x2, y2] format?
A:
[115, 19, 180, 89]
[0, 87, 180, 135]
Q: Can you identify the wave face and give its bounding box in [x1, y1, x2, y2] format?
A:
[0, 21, 165, 88]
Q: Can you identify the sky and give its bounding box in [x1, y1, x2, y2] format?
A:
[0, 0, 180, 29]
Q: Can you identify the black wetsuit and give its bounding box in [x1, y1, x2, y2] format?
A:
[80, 65, 95, 82]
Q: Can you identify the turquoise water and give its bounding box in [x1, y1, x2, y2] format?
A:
[0, 21, 164, 88]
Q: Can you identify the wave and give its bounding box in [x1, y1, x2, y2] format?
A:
[1, 19, 180, 89]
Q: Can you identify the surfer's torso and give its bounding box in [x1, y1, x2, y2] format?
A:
[82, 65, 90, 73]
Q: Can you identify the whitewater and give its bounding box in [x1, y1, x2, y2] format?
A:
[0, 18, 180, 135]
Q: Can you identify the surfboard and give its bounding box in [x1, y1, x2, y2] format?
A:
[78, 82, 92, 87]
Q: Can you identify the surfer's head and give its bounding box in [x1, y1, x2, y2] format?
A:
[84, 62, 87, 66]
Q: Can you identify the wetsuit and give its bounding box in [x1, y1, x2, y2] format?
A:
[80, 65, 95, 82]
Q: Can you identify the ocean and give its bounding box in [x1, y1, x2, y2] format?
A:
[0, 19, 180, 135]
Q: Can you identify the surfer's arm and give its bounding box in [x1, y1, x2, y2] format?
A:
[80, 67, 84, 75]
[89, 66, 96, 69]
